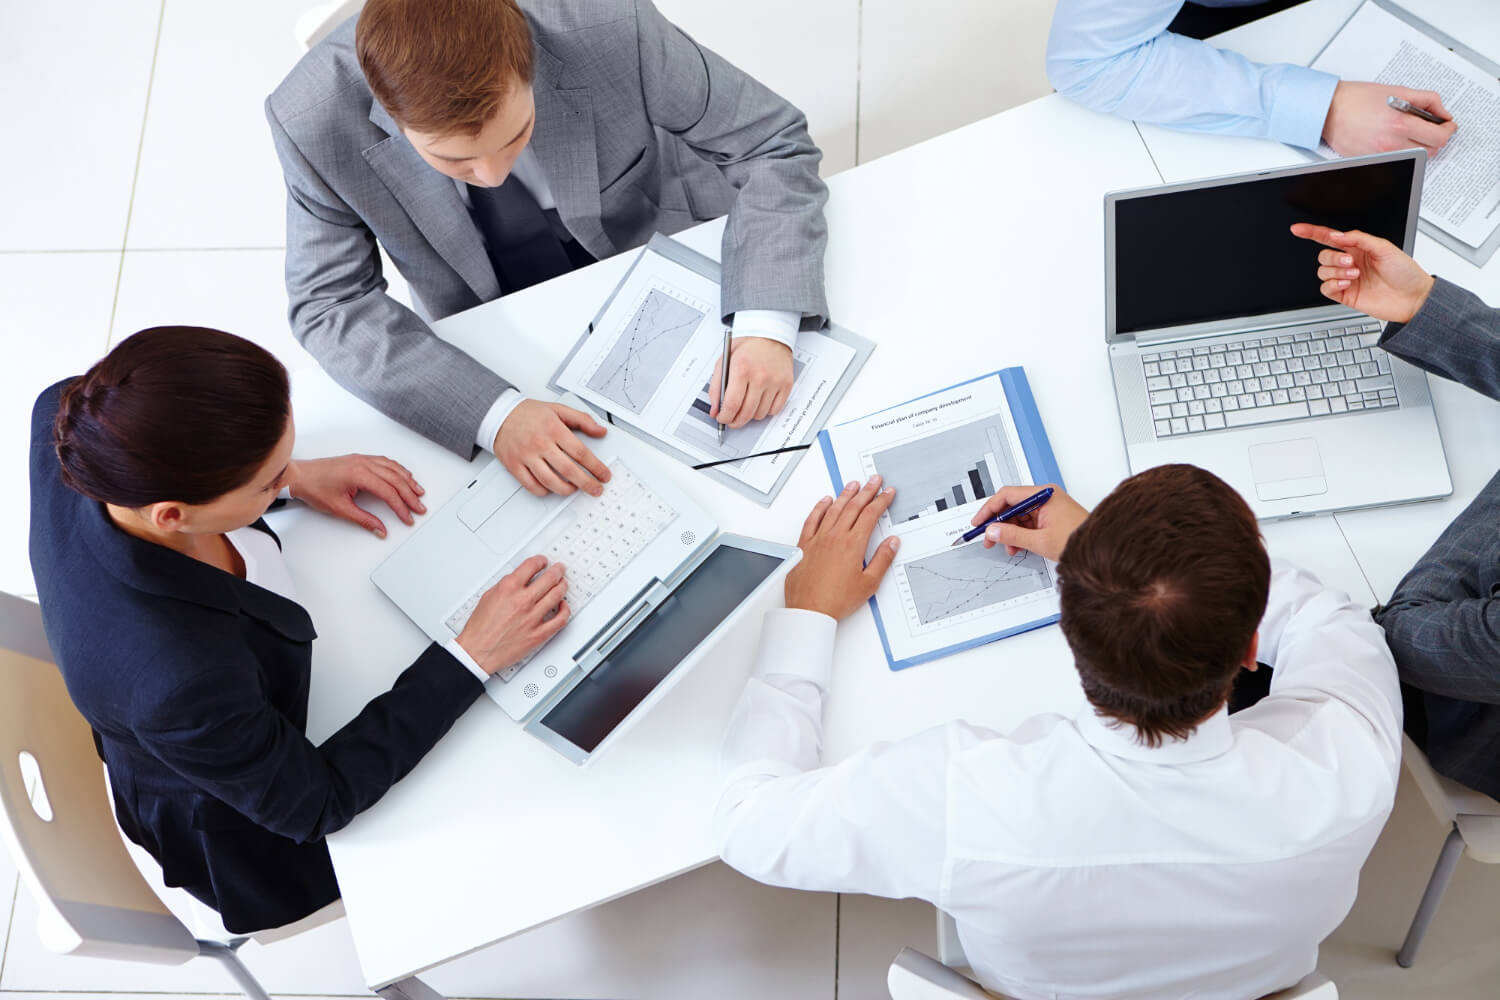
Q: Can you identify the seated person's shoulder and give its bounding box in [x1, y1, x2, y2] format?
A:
[521, 0, 639, 37]
[267, 16, 371, 133]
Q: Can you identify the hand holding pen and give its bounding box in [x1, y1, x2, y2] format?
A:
[960, 484, 1090, 563]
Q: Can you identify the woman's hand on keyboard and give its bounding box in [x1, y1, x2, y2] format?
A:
[785, 476, 901, 622]
[455, 555, 571, 674]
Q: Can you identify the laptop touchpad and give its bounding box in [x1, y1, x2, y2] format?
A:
[1249, 438, 1327, 501]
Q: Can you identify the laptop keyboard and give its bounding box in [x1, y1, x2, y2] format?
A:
[1146, 322, 1392, 438]
[443, 461, 678, 682]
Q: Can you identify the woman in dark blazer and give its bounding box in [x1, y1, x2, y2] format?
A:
[29, 326, 571, 933]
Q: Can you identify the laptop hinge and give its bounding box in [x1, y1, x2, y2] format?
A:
[1133, 311, 1368, 348]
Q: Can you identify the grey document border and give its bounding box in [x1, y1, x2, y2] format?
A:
[548, 233, 875, 506]
[1309, 0, 1500, 267]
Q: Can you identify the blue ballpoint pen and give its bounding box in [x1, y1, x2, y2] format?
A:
[950, 486, 1054, 547]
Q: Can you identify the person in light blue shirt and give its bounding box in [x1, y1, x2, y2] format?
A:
[1046, 0, 1457, 155]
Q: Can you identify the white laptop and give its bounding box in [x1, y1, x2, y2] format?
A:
[1104, 149, 1451, 519]
[371, 398, 799, 764]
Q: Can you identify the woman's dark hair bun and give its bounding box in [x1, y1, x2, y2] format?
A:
[53, 327, 291, 508]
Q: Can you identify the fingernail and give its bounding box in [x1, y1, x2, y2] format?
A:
[415, 485, 425, 495]
[375, 528, 386, 538]
[866, 474, 880, 487]
[1330, 231, 1343, 238]
[819, 495, 833, 505]
[889, 536, 901, 552]
[844, 481, 858, 493]
[1341, 256, 1353, 265]
[883, 486, 895, 495]
[985, 525, 1001, 542]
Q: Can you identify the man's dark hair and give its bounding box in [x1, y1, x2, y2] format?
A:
[54, 327, 290, 507]
[1057, 464, 1270, 747]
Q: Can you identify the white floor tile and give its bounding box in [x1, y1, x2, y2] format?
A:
[0, 2, 160, 251]
[110, 247, 412, 378]
[656, 0, 861, 175]
[837, 893, 939, 1000]
[110, 249, 314, 370]
[858, 0, 1057, 163]
[126, 0, 313, 249]
[0, 253, 120, 598]
[421, 862, 836, 1000]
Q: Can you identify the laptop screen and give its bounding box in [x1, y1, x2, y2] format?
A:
[1112, 156, 1416, 335]
[535, 543, 784, 756]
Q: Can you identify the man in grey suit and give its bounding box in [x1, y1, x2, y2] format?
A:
[1294, 222, 1500, 800]
[266, 0, 828, 497]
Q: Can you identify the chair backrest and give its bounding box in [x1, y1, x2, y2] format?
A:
[1402, 733, 1500, 825]
[293, 0, 365, 51]
[888, 948, 1002, 1000]
[0, 592, 199, 964]
[887, 945, 1337, 1000]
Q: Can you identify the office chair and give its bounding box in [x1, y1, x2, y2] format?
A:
[294, 0, 364, 50]
[1394, 733, 1500, 967]
[887, 909, 1339, 999]
[0, 591, 418, 998]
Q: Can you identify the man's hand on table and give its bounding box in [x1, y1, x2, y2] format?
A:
[495, 399, 611, 498]
[1322, 81, 1456, 156]
[709, 336, 795, 430]
[971, 485, 1089, 562]
[286, 455, 427, 539]
[785, 476, 901, 621]
[455, 555, 571, 675]
[1290, 223, 1435, 324]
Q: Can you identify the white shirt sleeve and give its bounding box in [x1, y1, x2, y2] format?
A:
[442, 637, 491, 685]
[715, 609, 950, 901]
[730, 309, 801, 350]
[1250, 559, 1403, 771]
[475, 388, 526, 454]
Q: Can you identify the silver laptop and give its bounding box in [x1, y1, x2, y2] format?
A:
[1104, 149, 1451, 519]
[371, 398, 799, 764]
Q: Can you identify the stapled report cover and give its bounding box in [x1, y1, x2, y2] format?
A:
[818, 369, 1065, 671]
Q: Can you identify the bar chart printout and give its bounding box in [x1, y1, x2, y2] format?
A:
[871, 416, 1022, 523]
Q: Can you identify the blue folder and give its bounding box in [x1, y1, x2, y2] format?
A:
[817, 368, 1064, 671]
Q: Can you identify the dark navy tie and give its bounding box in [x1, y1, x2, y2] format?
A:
[466, 179, 588, 295]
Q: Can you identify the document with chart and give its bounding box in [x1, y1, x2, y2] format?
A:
[552, 235, 874, 504]
[1310, 0, 1500, 264]
[818, 369, 1065, 671]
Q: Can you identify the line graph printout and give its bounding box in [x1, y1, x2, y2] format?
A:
[900, 543, 1052, 629]
[586, 290, 706, 414]
[557, 245, 857, 495]
[820, 370, 1060, 664]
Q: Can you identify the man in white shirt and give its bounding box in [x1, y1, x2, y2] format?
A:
[716, 464, 1401, 999]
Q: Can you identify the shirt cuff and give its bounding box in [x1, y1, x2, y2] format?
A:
[1269, 66, 1340, 151]
[443, 637, 491, 684]
[731, 309, 801, 350]
[476, 388, 526, 454]
[755, 608, 838, 689]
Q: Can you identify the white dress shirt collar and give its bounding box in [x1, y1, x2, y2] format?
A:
[1074, 704, 1234, 765]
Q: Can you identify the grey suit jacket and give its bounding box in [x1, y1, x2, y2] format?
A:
[1374, 277, 1500, 800]
[266, 0, 829, 456]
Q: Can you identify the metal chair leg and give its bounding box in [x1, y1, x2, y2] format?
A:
[196, 939, 273, 1000]
[1396, 823, 1466, 968]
